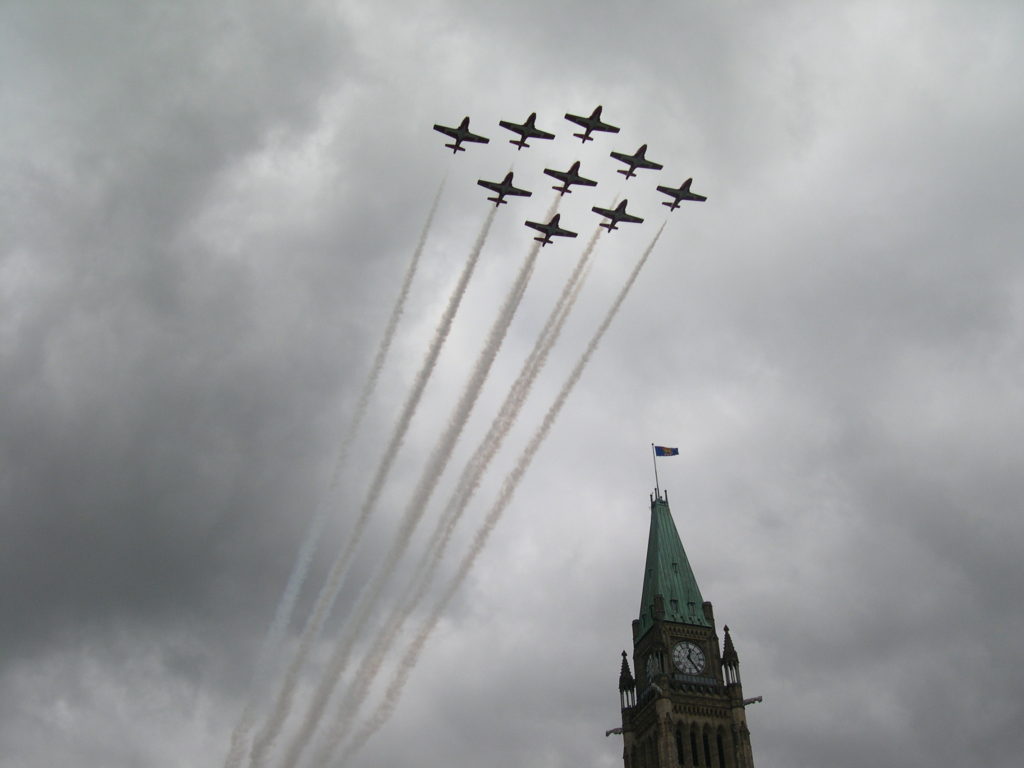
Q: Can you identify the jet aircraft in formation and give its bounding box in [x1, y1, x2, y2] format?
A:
[610, 144, 664, 179]
[477, 172, 532, 207]
[656, 178, 707, 209]
[433, 107, 707, 245]
[592, 199, 644, 231]
[432, 117, 490, 153]
[499, 112, 556, 150]
[524, 214, 578, 246]
[543, 161, 598, 196]
[563, 105, 620, 143]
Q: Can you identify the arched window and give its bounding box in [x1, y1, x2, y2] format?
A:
[702, 728, 711, 767]
[675, 726, 686, 766]
[716, 729, 726, 768]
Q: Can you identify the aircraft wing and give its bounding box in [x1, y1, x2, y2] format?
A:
[478, 175, 532, 206]
[500, 114, 556, 148]
[543, 164, 597, 189]
[593, 201, 644, 229]
[672, 190, 708, 202]
[434, 118, 489, 153]
[594, 208, 643, 224]
[564, 107, 620, 140]
[525, 215, 577, 243]
[657, 180, 707, 207]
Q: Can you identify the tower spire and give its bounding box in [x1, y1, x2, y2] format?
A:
[636, 492, 708, 638]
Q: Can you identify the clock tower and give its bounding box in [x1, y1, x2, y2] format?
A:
[615, 490, 756, 768]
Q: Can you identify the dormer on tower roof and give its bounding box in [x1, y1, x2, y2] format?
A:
[636, 490, 709, 638]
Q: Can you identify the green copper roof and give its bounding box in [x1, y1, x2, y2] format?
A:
[637, 493, 709, 636]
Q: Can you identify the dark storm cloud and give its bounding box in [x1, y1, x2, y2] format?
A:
[1, 0, 359, 675]
[3, 1, 1024, 767]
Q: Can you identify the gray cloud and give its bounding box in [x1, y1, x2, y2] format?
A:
[2, 1, 1024, 767]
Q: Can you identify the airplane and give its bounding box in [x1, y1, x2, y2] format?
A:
[609, 144, 663, 179]
[592, 199, 644, 231]
[524, 213, 578, 246]
[656, 178, 708, 210]
[498, 112, 556, 150]
[564, 105, 620, 143]
[432, 117, 490, 153]
[543, 161, 598, 196]
[476, 172, 532, 206]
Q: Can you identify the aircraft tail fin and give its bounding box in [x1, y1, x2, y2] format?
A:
[446, 143, 465, 153]
[573, 131, 593, 142]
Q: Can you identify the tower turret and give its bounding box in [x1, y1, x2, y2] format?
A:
[722, 625, 740, 685]
[619, 651, 637, 710]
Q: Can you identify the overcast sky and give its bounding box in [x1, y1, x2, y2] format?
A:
[3, 1, 1024, 767]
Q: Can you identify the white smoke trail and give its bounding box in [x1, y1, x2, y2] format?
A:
[342, 223, 666, 763]
[304, 222, 603, 766]
[248, 205, 497, 768]
[222, 180, 445, 768]
[410, 204, 612, 593]
[290, 197, 561, 768]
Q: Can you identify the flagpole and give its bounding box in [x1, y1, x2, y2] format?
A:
[651, 443, 660, 500]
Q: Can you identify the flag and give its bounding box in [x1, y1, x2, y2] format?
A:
[654, 446, 679, 457]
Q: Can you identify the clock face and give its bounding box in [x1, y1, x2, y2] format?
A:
[672, 641, 706, 674]
[646, 654, 661, 679]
